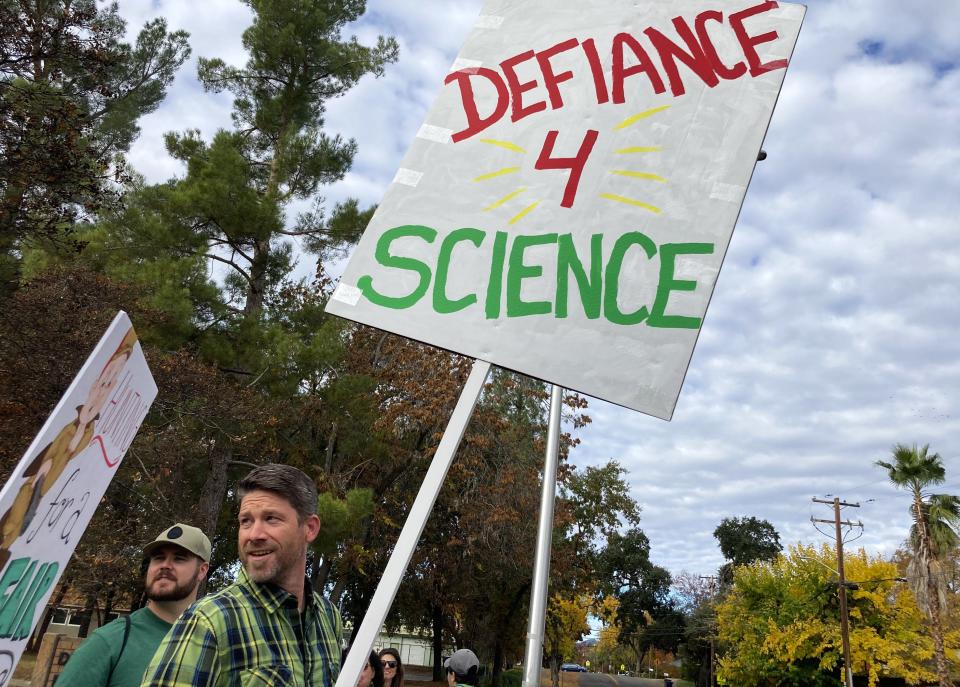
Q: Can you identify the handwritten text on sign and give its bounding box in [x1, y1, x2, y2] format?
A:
[327, 0, 804, 418]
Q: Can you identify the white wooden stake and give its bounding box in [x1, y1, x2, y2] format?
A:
[335, 359, 492, 687]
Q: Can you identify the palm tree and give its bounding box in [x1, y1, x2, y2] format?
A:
[877, 443, 960, 687]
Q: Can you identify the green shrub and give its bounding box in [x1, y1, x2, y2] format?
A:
[479, 668, 522, 687]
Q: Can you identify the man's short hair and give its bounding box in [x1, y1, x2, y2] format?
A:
[237, 463, 317, 521]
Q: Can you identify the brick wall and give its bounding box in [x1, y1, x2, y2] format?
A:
[30, 633, 82, 686]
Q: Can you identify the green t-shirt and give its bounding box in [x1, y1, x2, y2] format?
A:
[57, 606, 173, 687]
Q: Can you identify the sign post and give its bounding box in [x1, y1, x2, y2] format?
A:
[0, 311, 157, 685]
[521, 385, 563, 687]
[327, 1, 804, 682]
[336, 361, 491, 687]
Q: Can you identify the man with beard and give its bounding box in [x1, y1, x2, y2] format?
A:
[57, 523, 211, 687]
[143, 464, 343, 687]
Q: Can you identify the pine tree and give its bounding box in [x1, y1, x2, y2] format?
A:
[0, 0, 190, 293]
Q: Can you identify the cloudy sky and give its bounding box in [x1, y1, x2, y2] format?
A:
[116, 0, 960, 578]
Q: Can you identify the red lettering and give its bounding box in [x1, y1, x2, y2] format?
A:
[536, 38, 580, 110]
[729, 1, 788, 76]
[694, 10, 747, 79]
[500, 50, 547, 122]
[444, 68, 509, 142]
[535, 129, 599, 208]
[611, 33, 666, 104]
[644, 17, 720, 97]
[581, 38, 610, 104]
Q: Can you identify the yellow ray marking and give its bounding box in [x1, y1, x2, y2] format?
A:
[479, 139, 527, 154]
[615, 146, 662, 154]
[484, 187, 528, 211]
[509, 201, 540, 225]
[611, 170, 667, 182]
[614, 105, 671, 130]
[599, 193, 662, 214]
[473, 167, 520, 182]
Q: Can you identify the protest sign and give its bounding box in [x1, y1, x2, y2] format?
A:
[328, 0, 804, 419]
[0, 311, 157, 683]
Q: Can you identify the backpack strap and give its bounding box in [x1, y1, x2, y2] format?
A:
[106, 614, 132, 685]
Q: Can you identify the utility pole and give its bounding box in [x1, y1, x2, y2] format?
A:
[812, 497, 861, 687]
[709, 637, 715, 687]
[699, 575, 718, 687]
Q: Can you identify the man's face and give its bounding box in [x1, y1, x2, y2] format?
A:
[145, 544, 207, 602]
[238, 489, 320, 590]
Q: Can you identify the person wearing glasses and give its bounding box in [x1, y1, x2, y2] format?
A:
[378, 648, 404, 687]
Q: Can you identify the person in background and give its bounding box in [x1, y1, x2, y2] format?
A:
[444, 649, 479, 687]
[142, 464, 342, 687]
[379, 647, 404, 687]
[357, 651, 384, 687]
[57, 523, 211, 687]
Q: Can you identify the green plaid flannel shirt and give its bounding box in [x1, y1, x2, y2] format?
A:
[142, 568, 342, 687]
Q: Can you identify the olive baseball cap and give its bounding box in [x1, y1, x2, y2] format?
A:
[143, 523, 211, 561]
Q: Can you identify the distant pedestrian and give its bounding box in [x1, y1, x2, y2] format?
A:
[445, 649, 479, 687]
[379, 647, 404, 687]
[57, 523, 211, 687]
[142, 463, 343, 687]
[357, 650, 384, 687]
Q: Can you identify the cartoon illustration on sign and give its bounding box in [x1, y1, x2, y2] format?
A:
[0, 328, 138, 571]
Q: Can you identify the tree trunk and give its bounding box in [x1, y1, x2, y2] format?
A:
[550, 654, 560, 687]
[194, 443, 232, 537]
[193, 443, 232, 595]
[76, 586, 101, 638]
[432, 601, 444, 681]
[102, 584, 116, 625]
[243, 239, 270, 317]
[324, 421, 338, 475]
[492, 640, 505, 687]
[311, 554, 331, 591]
[329, 574, 347, 606]
[929, 572, 951, 687]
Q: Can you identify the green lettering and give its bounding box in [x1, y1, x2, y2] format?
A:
[556, 234, 603, 319]
[604, 232, 657, 325]
[649, 242, 715, 328]
[507, 233, 559, 317]
[357, 225, 437, 309]
[433, 228, 485, 313]
[13, 561, 58, 640]
[0, 558, 34, 638]
[485, 231, 508, 319]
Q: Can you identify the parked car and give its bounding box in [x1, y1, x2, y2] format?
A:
[560, 664, 587, 672]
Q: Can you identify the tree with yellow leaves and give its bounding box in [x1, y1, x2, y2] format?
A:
[545, 593, 591, 687]
[716, 544, 942, 687]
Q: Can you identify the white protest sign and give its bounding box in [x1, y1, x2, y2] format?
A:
[0, 311, 157, 683]
[327, 0, 805, 419]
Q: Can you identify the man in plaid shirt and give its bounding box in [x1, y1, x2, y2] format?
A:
[142, 464, 343, 686]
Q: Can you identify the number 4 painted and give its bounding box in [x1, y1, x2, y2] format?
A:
[534, 129, 599, 208]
